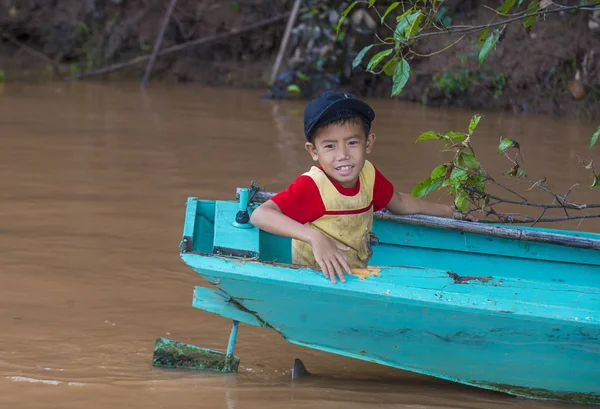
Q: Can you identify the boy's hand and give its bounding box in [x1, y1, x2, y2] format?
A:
[309, 231, 352, 284]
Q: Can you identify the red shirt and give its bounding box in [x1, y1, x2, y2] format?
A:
[271, 165, 395, 225]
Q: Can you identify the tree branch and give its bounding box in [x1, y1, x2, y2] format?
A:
[406, 3, 600, 42]
[483, 213, 600, 224]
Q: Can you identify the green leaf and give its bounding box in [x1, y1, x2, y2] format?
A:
[287, 84, 301, 93]
[479, 30, 500, 63]
[591, 175, 600, 188]
[367, 49, 393, 72]
[408, 11, 423, 37]
[469, 114, 482, 134]
[444, 131, 466, 141]
[296, 72, 310, 81]
[591, 125, 600, 148]
[524, 0, 539, 31]
[382, 2, 400, 23]
[454, 192, 468, 212]
[517, 166, 527, 178]
[478, 27, 490, 46]
[498, 137, 517, 152]
[394, 11, 420, 40]
[383, 57, 399, 76]
[391, 58, 410, 96]
[369, 0, 376, 7]
[461, 154, 480, 169]
[352, 45, 374, 69]
[395, 8, 412, 23]
[497, 0, 516, 14]
[415, 131, 440, 143]
[431, 165, 447, 180]
[412, 177, 443, 198]
[336, 1, 357, 33]
[450, 166, 468, 181]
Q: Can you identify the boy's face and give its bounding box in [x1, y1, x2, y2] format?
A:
[305, 120, 375, 188]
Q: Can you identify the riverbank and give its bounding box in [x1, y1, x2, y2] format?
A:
[1, 0, 599, 120]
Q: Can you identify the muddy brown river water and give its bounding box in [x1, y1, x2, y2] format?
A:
[1, 82, 598, 409]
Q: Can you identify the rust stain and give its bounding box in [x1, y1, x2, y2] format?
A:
[351, 266, 382, 280]
[447, 271, 493, 284]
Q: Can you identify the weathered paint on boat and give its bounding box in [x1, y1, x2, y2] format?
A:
[179, 194, 600, 404]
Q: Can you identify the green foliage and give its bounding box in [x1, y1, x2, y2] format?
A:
[478, 27, 490, 46]
[391, 59, 410, 96]
[0, 69, 5, 83]
[497, 0, 516, 14]
[469, 114, 481, 134]
[394, 10, 422, 40]
[287, 84, 301, 93]
[367, 49, 393, 72]
[352, 45, 374, 69]
[412, 114, 488, 212]
[336, 1, 357, 33]
[433, 7, 452, 28]
[499, 137, 519, 152]
[479, 30, 500, 63]
[591, 126, 600, 148]
[415, 131, 440, 142]
[70, 63, 81, 76]
[381, 2, 400, 23]
[524, 0, 539, 31]
[433, 69, 474, 97]
[433, 67, 506, 99]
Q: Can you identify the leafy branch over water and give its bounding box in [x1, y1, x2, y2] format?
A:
[333, 0, 600, 224]
[411, 114, 600, 224]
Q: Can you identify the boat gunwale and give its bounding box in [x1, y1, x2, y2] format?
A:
[235, 190, 600, 251]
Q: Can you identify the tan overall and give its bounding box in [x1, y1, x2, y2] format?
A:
[292, 160, 376, 269]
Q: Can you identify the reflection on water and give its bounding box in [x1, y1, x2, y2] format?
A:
[0, 82, 597, 409]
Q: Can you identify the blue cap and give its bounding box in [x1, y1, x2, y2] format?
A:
[303, 91, 375, 141]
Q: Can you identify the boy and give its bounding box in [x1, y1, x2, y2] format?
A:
[250, 91, 474, 284]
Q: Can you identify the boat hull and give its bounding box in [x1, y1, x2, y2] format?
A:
[186, 257, 600, 404]
[180, 196, 600, 404]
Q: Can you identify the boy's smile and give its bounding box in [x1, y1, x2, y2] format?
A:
[305, 120, 375, 188]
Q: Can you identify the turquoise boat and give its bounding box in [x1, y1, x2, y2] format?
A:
[159, 187, 600, 404]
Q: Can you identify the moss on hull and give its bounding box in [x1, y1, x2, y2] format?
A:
[470, 380, 600, 405]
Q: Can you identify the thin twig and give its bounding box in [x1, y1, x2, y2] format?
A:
[68, 12, 294, 81]
[474, 189, 600, 209]
[410, 34, 466, 57]
[141, 0, 178, 88]
[270, 0, 302, 85]
[530, 208, 548, 227]
[407, 3, 600, 42]
[1, 32, 54, 65]
[482, 213, 600, 224]
[487, 177, 530, 202]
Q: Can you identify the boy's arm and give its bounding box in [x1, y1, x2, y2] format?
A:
[250, 200, 353, 283]
[250, 200, 318, 246]
[385, 191, 476, 221]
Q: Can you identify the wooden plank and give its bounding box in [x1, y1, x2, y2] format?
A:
[192, 286, 265, 328]
[212, 200, 260, 258]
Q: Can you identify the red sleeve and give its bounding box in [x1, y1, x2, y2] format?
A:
[372, 166, 395, 211]
[270, 176, 326, 224]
